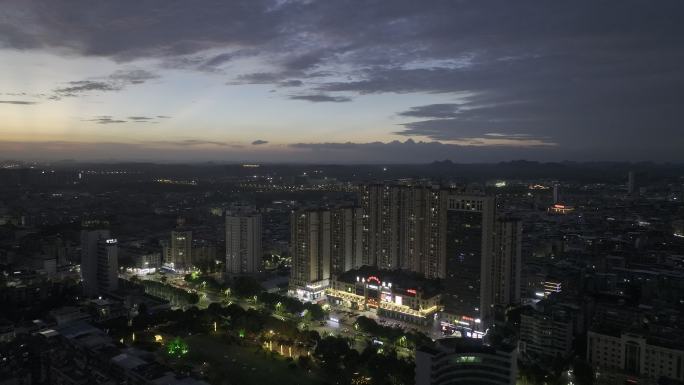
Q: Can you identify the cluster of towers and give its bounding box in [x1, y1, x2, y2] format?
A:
[289, 183, 522, 324]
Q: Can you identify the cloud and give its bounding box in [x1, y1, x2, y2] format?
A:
[54, 81, 120, 95]
[52, 69, 159, 98]
[0, 100, 37, 105]
[2, 1, 684, 159]
[289, 94, 352, 103]
[82, 115, 169, 124]
[252, 139, 269, 145]
[109, 69, 159, 84]
[148, 139, 235, 147]
[84, 116, 127, 124]
[278, 80, 303, 87]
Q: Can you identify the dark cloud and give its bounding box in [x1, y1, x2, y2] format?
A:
[52, 69, 159, 98]
[278, 80, 303, 87]
[157, 115, 171, 119]
[289, 94, 351, 103]
[128, 116, 154, 121]
[55, 81, 120, 95]
[109, 69, 158, 84]
[252, 139, 269, 145]
[0, 100, 37, 105]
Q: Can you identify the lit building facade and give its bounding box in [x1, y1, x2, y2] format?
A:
[416, 338, 517, 385]
[326, 267, 441, 325]
[361, 184, 503, 330]
[225, 211, 262, 274]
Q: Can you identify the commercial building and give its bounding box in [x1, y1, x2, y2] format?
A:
[326, 266, 441, 325]
[588, 329, 684, 384]
[225, 210, 262, 274]
[360, 184, 503, 328]
[169, 230, 192, 271]
[80, 229, 118, 297]
[416, 338, 517, 385]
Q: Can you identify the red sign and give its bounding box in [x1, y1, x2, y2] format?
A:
[406, 289, 417, 295]
[367, 276, 381, 285]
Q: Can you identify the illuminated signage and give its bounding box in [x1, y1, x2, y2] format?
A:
[105, 239, 117, 244]
[367, 276, 381, 285]
[406, 289, 417, 295]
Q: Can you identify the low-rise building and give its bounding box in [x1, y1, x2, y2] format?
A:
[588, 328, 684, 384]
[326, 266, 441, 325]
[416, 338, 517, 385]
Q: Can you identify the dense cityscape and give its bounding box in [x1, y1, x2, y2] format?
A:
[0, 161, 683, 385]
[3, 1, 684, 384]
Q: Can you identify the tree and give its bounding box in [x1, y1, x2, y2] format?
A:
[231, 276, 263, 298]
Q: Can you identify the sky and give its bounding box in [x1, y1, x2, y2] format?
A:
[1, 0, 683, 163]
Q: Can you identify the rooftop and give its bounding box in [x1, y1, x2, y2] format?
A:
[336, 265, 443, 298]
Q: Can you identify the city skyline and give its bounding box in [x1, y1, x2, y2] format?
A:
[2, 1, 684, 163]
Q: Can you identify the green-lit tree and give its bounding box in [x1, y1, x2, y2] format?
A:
[166, 337, 189, 358]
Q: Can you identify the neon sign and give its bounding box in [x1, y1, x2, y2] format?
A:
[406, 289, 417, 295]
[367, 276, 381, 285]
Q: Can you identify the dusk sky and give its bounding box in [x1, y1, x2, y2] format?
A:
[1, 1, 683, 163]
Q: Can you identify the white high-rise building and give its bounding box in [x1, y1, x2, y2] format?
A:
[80, 229, 118, 297]
[225, 211, 262, 275]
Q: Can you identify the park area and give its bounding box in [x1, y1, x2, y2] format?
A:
[182, 334, 323, 385]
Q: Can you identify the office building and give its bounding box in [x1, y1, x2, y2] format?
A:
[225, 211, 262, 274]
[80, 229, 118, 297]
[492, 216, 522, 307]
[416, 338, 517, 385]
[443, 194, 496, 327]
[169, 230, 192, 270]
